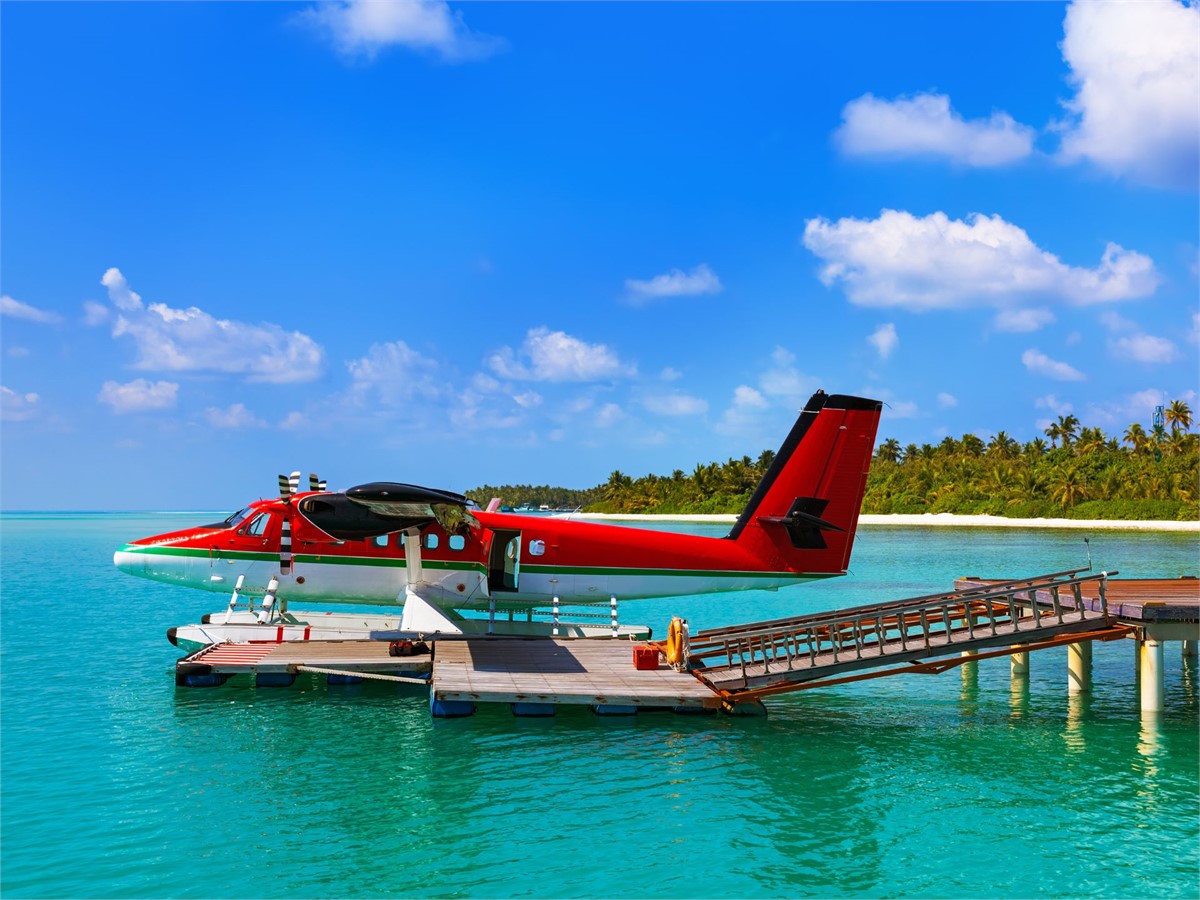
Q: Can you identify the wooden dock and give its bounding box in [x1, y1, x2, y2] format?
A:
[431, 638, 720, 710]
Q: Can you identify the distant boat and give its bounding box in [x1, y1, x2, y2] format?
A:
[539, 504, 550, 512]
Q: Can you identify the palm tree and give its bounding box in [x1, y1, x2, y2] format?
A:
[1024, 437, 1048, 458]
[1056, 414, 1080, 447]
[960, 434, 985, 457]
[1123, 422, 1151, 455]
[1044, 421, 1063, 449]
[875, 438, 902, 463]
[987, 431, 1019, 458]
[1165, 399, 1193, 434]
[1050, 467, 1089, 508]
[1076, 426, 1107, 455]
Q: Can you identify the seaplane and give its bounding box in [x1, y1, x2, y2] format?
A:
[114, 391, 882, 651]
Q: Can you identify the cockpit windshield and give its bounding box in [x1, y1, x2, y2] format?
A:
[222, 507, 255, 528]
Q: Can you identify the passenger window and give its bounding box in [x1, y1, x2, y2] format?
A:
[449, 535, 465, 551]
[528, 539, 546, 557]
[424, 533, 439, 550]
[372, 535, 388, 548]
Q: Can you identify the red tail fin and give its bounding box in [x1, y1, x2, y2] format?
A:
[729, 391, 882, 575]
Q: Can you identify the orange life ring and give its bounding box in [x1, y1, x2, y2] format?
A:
[666, 616, 684, 666]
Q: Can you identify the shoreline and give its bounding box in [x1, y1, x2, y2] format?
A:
[565, 512, 1200, 532]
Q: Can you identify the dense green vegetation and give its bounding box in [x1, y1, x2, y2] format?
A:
[468, 401, 1199, 521]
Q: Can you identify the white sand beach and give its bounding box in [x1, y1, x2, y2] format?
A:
[566, 512, 1199, 532]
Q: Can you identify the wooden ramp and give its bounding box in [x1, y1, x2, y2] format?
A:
[687, 569, 1131, 700]
[179, 639, 432, 677]
[432, 638, 720, 709]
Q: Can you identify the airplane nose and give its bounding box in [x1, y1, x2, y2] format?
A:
[113, 546, 146, 577]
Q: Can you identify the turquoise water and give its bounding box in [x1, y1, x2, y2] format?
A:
[2, 513, 1197, 898]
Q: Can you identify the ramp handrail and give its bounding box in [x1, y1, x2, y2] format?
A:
[690, 570, 1114, 688]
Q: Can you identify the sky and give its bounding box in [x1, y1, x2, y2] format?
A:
[2, 0, 1198, 510]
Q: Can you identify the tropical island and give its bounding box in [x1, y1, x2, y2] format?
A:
[468, 401, 1199, 522]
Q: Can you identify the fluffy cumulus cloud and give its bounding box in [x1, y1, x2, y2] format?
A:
[836, 92, 1035, 166]
[1, 295, 60, 324]
[1057, 0, 1199, 190]
[624, 264, 723, 304]
[641, 392, 708, 417]
[1083, 388, 1196, 429]
[346, 340, 441, 405]
[867, 323, 898, 360]
[1, 386, 41, 421]
[802, 210, 1159, 311]
[488, 328, 635, 382]
[1100, 312, 1178, 364]
[299, 0, 502, 62]
[1021, 349, 1085, 382]
[937, 392, 958, 408]
[98, 378, 179, 414]
[102, 269, 324, 383]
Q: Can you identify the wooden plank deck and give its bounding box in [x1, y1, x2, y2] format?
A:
[432, 638, 720, 708]
[183, 640, 433, 675]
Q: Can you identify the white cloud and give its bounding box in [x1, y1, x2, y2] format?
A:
[82, 300, 110, 326]
[1099, 311, 1179, 364]
[1, 386, 40, 421]
[993, 308, 1055, 333]
[624, 264, 723, 304]
[1057, 0, 1199, 190]
[1084, 388, 1181, 428]
[641, 392, 708, 417]
[204, 403, 266, 429]
[299, 0, 502, 62]
[759, 346, 821, 405]
[347, 340, 441, 405]
[1022, 349, 1085, 382]
[802, 210, 1159, 311]
[1, 295, 60, 324]
[884, 400, 919, 420]
[1191, 312, 1200, 345]
[867, 323, 898, 360]
[488, 328, 635, 382]
[660, 367, 683, 382]
[102, 268, 324, 383]
[513, 390, 542, 409]
[280, 412, 306, 430]
[98, 379, 179, 414]
[717, 384, 770, 434]
[1036, 394, 1073, 416]
[594, 403, 624, 428]
[937, 392, 958, 408]
[836, 92, 1035, 166]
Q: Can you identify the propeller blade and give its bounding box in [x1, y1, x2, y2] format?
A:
[309, 474, 321, 492]
[278, 474, 291, 500]
[288, 471, 300, 497]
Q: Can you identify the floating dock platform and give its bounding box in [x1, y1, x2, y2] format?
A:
[174, 570, 1198, 715]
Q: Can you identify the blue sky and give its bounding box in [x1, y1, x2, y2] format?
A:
[2, 1, 1197, 510]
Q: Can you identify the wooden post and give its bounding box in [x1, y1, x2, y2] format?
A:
[1067, 641, 1092, 694]
[1139, 638, 1165, 713]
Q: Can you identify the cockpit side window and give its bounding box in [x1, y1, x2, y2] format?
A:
[241, 513, 271, 537]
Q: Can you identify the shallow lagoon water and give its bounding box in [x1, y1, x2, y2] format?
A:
[1, 513, 1197, 898]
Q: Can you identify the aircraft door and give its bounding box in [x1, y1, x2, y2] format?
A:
[486, 530, 521, 592]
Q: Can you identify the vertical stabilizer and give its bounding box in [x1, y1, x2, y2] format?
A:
[729, 390, 882, 575]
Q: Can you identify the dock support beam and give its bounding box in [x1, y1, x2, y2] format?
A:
[1139, 638, 1165, 713]
[1067, 641, 1092, 694]
[1184, 640, 1198, 660]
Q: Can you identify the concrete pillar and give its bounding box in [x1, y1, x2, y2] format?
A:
[1139, 638, 1165, 713]
[1011, 647, 1029, 680]
[1183, 640, 1198, 659]
[1067, 641, 1092, 694]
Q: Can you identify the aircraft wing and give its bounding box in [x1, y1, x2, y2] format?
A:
[296, 482, 478, 540]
